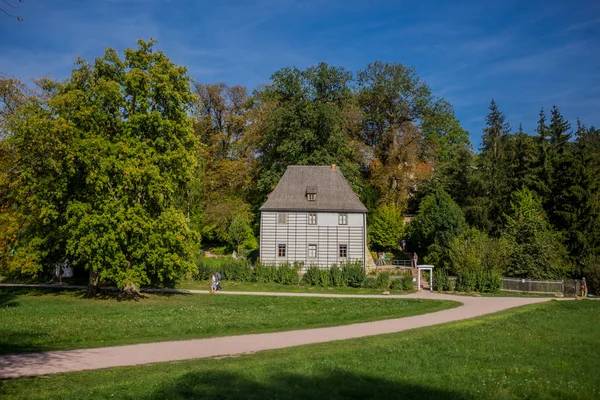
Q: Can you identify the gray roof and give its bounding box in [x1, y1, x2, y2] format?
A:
[260, 165, 368, 213]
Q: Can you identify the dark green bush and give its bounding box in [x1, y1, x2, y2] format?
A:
[342, 262, 366, 288]
[377, 272, 390, 288]
[317, 268, 332, 287]
[455, 269, 501, 293]
[276, 263, 300, 285]
[302, 265, 322, 286]
[364, 276, 379, 289]
[330, 264, 345, 287]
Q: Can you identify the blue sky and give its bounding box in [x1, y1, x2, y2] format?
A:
[1, 0, 599, 147]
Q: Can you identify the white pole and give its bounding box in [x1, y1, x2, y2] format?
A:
[429, 268, 433, 291]
[417, 268, 421, 291]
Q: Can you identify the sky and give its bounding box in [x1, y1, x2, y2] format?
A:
[1, 0, 599, 147]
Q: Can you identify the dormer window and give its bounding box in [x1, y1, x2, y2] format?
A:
[306, 186, 317, 201]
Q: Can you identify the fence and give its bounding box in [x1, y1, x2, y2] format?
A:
[501, 278, 567, 294]
[375, 259, 413, 267]
[439, 276, 579, 295]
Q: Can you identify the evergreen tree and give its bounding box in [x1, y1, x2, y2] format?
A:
[476, 99, 511, 235]
[502, 188, 572, 279]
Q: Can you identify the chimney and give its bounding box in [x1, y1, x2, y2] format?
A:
[331, 164, 336, 170]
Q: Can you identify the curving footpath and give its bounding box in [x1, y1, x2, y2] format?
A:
[0, 290, 552, 379]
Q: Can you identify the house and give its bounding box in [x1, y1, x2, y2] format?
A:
[259, 165, 368, 269]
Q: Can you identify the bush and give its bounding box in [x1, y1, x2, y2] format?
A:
[275, 263, 300, 285]
[302, 265, 322, 286]
[377, 272, 390, 288]
[583, 255, 600, 295]
[390, 272, 413, 291]
[364, 276, 379, 289]
[253, 262, 277, 283]
[342, 262, 366, 288]
[455, 269, 501, 293]
[330, 264, 345, 287]
[434, 269, 451, 291]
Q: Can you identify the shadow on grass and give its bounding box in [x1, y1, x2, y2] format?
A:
[0, 290, 18, 309]
[149, 370, 468, 400]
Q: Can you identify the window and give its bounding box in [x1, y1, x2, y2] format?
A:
[308, 213, 317, 225]
[307, 193, 316, 201]
[278, 213, 287, 224]
[278, 244, 287, 257]
[339, 245, 348, 258]
[308, 244, 317, 258]
[338, 213, 348, 225]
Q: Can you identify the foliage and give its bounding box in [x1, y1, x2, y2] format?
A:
[228, 214, 251, 254]
[342, 262, 366, 288]
[433, 269, 451, 291]
[407, 188, 467, 267]
[583, 255, 600, 295]
[501, 188, 572, 279]
[376, 271, 390, 288]
[364, 276, 379, 289]
[0, 40, 199, 293]
[448, 228, 509, 276]
[368, 202, 405, 251]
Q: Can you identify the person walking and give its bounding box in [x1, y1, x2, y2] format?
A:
[216, 271, 223, 291]
[412, 252, 418, 269]
[581, 277, 588, 298]
[210, 274, 217, 294]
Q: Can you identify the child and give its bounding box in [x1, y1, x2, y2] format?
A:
[210, 274, 217, 293]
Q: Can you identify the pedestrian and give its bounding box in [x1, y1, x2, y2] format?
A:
[210, 274, 217, 294]
[412, 252, 418, 268]
[216, 271, 222, 291]
[581, 277, 588, 298]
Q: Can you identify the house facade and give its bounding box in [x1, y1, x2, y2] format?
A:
[259, 165, 368, 269]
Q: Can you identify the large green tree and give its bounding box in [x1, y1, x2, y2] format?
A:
[1, 40, 199, 296]
[256, 63, 360, 194]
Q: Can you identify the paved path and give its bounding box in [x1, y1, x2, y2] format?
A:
[0, 289, 551, 379]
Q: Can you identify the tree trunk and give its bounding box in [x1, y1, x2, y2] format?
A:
[86, 270, 100, 297]
[118, 282, 143, 300]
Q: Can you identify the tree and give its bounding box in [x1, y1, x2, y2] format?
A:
[1, 40, 200, 296]
[256, 63, 361, 195]
[407, 188, 467, 267]
[228, 214, 251, 254]
[448, 228, 509, 276]
[501, 188, 571, 279]
[357, 61, 468, 207]
[192, 82, 257, 245]
[476, 99, 511, 235]
[368, 202, 405, 251]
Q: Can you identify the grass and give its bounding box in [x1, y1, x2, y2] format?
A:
[0, 287, 457, 355]
[1, 300, 598, 399]
[178, 279, 413, 295]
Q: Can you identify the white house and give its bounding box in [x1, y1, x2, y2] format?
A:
[259, 165, 368, 269]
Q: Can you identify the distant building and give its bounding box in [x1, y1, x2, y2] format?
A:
[259, 165, 368, 269]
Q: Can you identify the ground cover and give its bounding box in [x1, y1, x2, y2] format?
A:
[1, 300, 597, 399]
[0, 287, 456, 355]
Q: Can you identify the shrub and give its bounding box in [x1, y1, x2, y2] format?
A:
[434, 269, 451, 291]
[390, 273, 413, 291]
[400, 272, 414, 290]
[364, 276, 379, 289]
[377, 272, 390, 288]
[342, 262, 366, 288]
[276, 263, 300, 285]
[302, 265, 322, 286]
[253, 262, 277, 283]
[317, 268, 332, 287]
[583, 255, 600, 295]
[455, 270, 477, 292]
[330, 264, 345, 287]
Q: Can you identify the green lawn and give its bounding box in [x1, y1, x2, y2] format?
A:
[178, 279, 412, 295]
[1, 300, 598, 399]
[0, 287, 456, 355]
